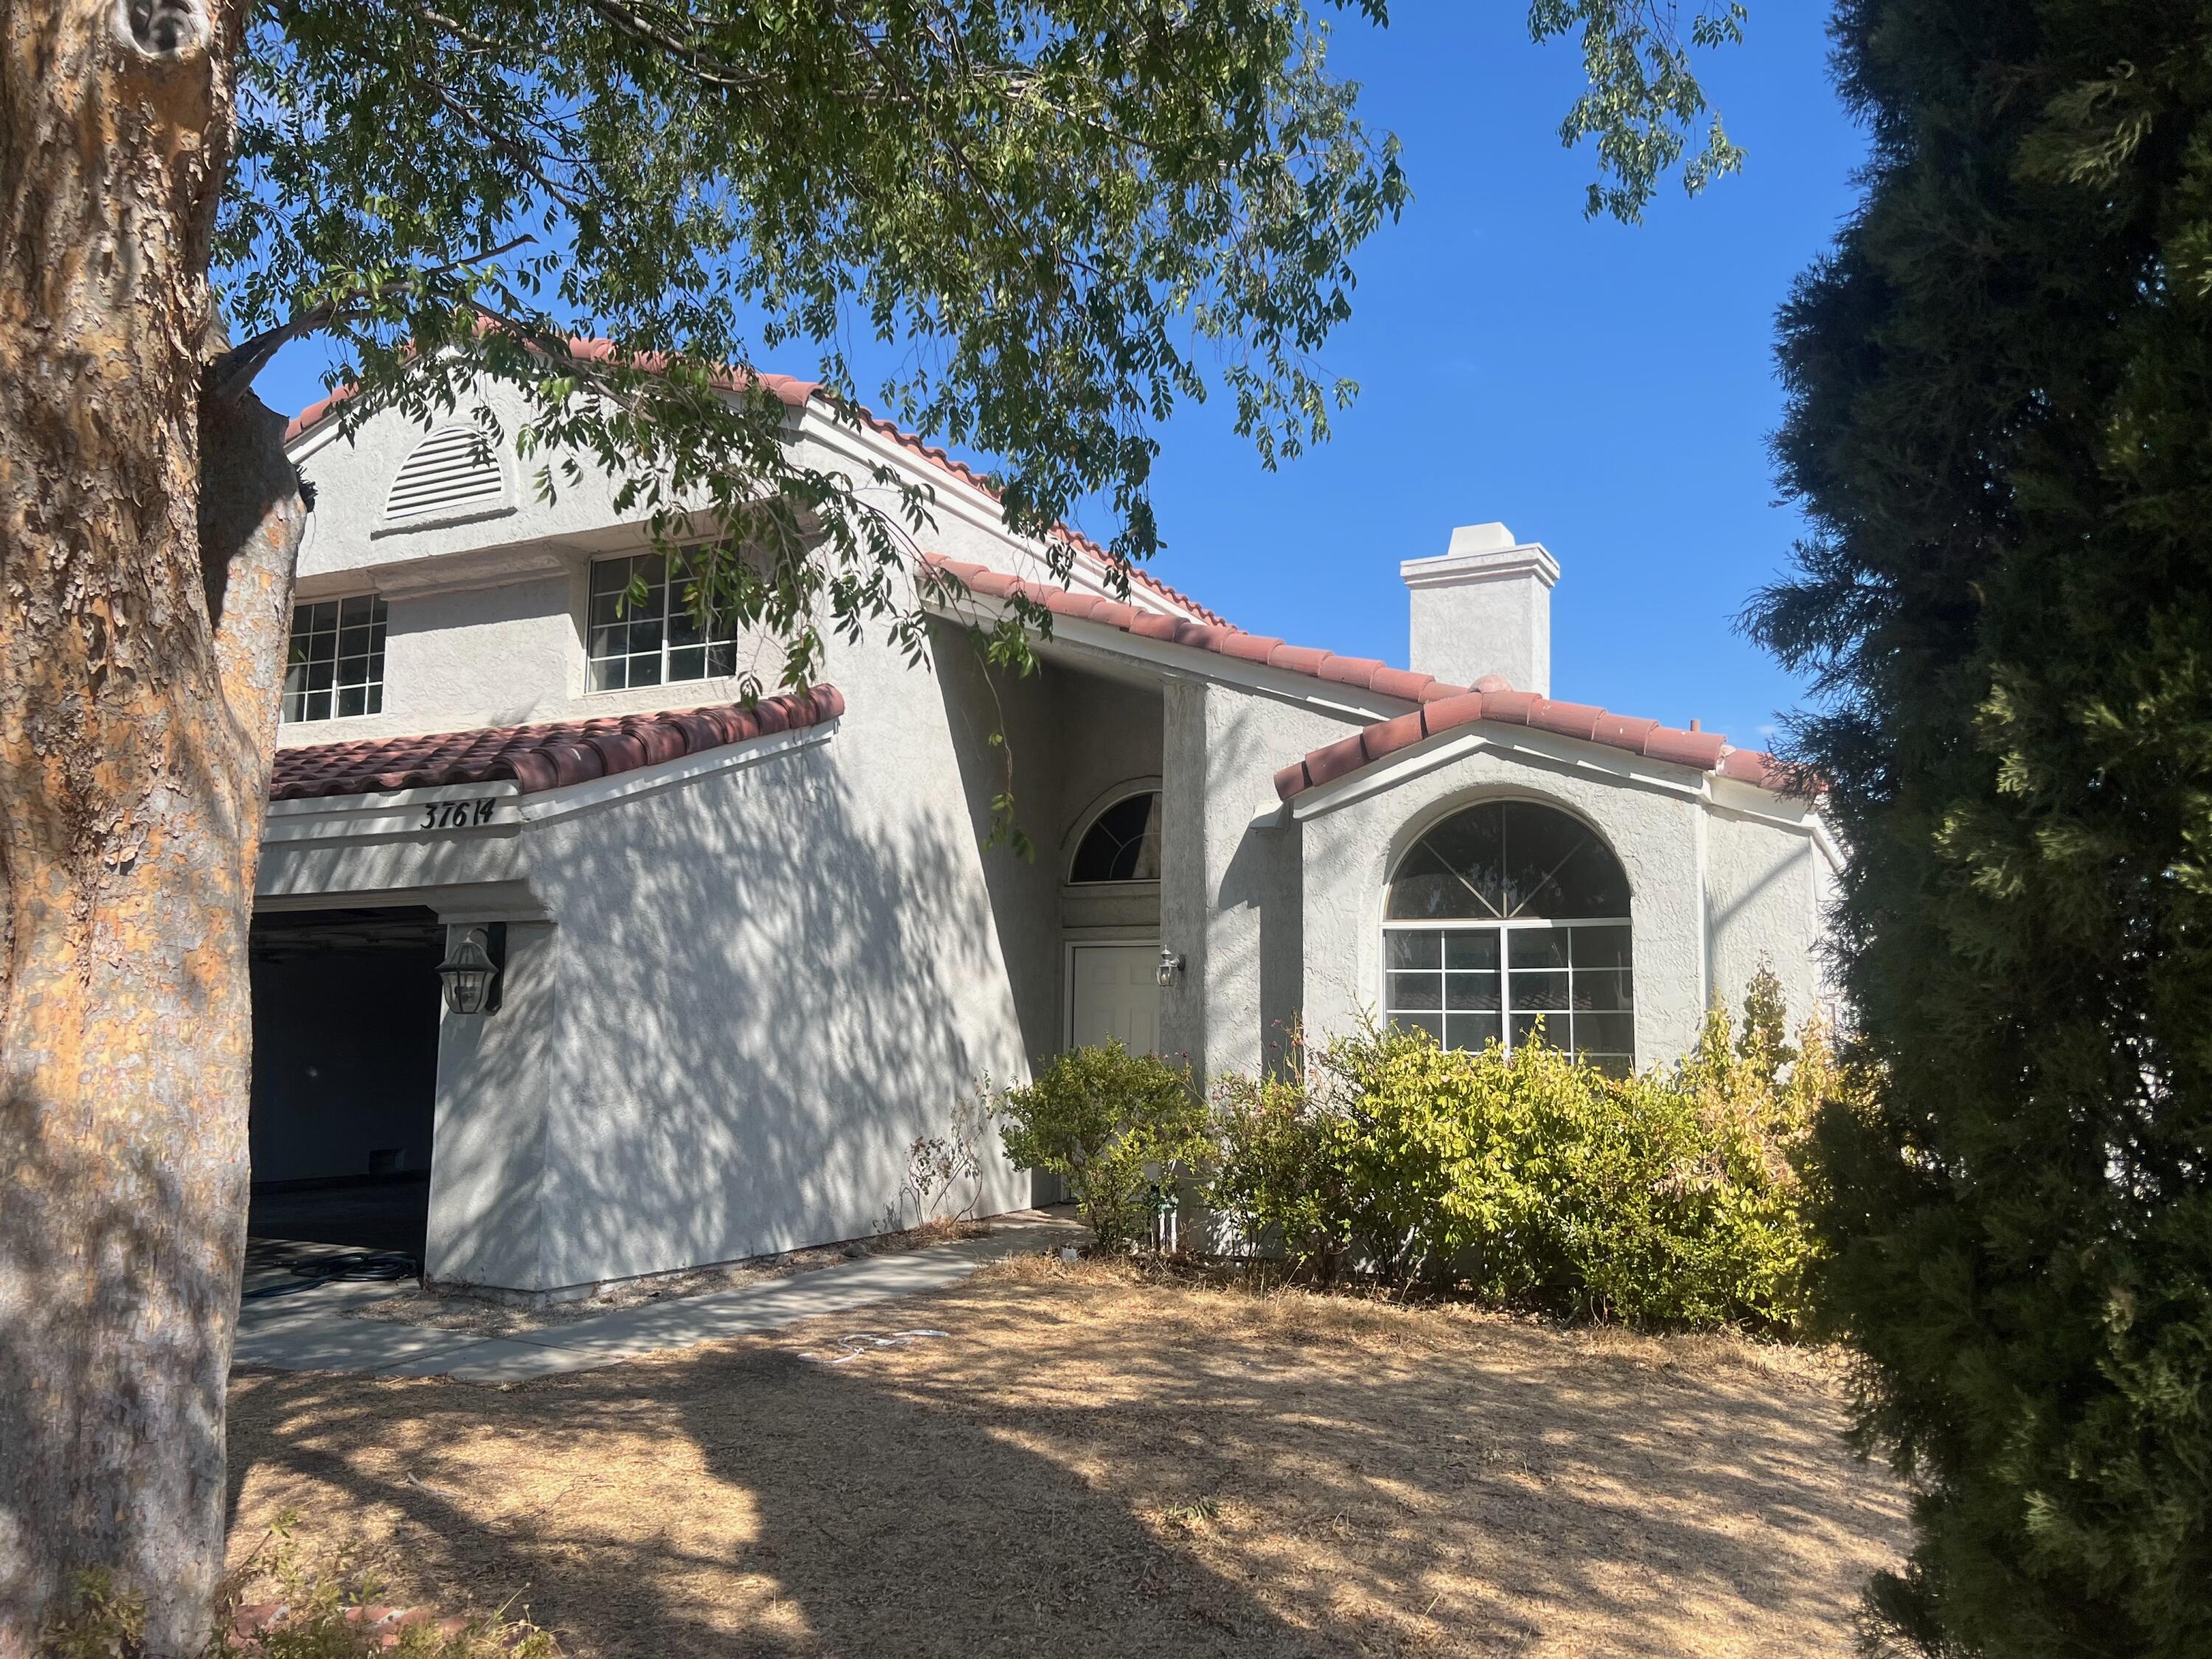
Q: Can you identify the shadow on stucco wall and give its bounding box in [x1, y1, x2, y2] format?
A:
[420, 637, 1171, 1291]
[434, 751, 1015, 1289]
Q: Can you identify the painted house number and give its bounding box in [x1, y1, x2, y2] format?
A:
[419, 799, 501, 830]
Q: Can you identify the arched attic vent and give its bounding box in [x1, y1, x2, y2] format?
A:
[382, 423, 507, 524]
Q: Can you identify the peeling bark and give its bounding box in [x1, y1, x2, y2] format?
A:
[0, 0, 304, 1649]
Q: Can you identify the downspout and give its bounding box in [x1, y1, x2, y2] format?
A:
[1694, 796, 1713, 1015]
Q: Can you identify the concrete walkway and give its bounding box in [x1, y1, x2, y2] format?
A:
[234, 1214, 1080, 1384]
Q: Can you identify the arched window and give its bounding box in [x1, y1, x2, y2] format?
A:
[1383, 799, 1634, 1074]
[1070, 790, 1161, 883]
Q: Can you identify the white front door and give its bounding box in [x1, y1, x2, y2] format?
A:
[1068, 943, 1161, 1054]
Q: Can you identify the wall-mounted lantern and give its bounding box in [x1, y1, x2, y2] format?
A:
[1156, 947, 1185, 988]
[437, 923, 505, 1015]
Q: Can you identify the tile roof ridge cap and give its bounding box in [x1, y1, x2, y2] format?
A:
[1273, 684, 1788, 802]
[1047, 526, 1234, 629]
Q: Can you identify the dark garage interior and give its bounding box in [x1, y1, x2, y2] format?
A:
[248, 906, 445, 1265]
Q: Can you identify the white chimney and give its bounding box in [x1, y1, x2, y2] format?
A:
[1400, 521, 1559, 697]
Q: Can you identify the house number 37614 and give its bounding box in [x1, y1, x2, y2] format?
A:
[420, 799, 500, 830]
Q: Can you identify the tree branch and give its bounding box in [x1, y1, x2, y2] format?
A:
[205, 234, 538, 403]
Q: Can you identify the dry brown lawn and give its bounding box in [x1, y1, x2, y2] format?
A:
[227, 1256, 1908, 1658]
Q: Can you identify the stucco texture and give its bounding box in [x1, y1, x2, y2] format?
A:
[1162, 681, 1366, 1082]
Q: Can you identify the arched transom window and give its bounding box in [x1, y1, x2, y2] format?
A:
[1383, 799, 1635, 1074]
[1070, 790, 1161, 883]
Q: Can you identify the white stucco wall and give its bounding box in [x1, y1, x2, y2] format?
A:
[1161, 680, 1371, 1080]
[261, 662, 1039, 1291]
[254, 611, 1183, 1291]
[1705, 801, 1835, 1024]
[523, 687, 1033, 1287]
[262, 382, 1211, 1292]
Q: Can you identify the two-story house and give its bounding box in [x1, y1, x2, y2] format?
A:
[248, 361, 1834, 1301]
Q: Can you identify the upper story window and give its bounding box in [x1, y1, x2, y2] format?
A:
[588, 552, 739, 692]
[1382, 799, 1635, 1074]
[282, 594, 387, 723]
[1070, 790, 1162, 883]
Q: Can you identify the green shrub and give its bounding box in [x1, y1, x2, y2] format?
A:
[994, 1043, 1206, 1253]
[1205, 1054, 1355, 1281]
[1204, 970, 1837, 1330]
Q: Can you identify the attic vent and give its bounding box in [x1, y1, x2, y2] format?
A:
[383, 425, 506, 523]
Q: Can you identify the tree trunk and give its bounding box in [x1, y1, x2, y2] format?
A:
[0, 0, 303, 1650]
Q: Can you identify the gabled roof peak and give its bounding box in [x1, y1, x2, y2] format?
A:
[284, 338, 1223, 627]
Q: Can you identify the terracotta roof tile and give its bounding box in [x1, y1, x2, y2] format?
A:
[1717, 747, 1795, 789]
[1367, 666, 1439, 702]
[1422, 691, 1486, 730]
[924, 553, 1792, 801]
[1360, 709, 1431, 763]
[1301, 732, 1374, 790]
[1643, 726, 1731, 770]
[1217, 633, 1286, 665]
[1528, 699, 1604, 742]
[1592, 712, 1661, 751]
[1268, 644, 1334, 677]
[268, 687, 844, 802]
[1315, 653, 1391, 688]
[1267, 688, 1792, 804]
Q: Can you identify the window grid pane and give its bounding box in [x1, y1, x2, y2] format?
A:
[281, 594, 385, 724]
[1385, 919, 1633, 1069]
[587, 551, 739, 690]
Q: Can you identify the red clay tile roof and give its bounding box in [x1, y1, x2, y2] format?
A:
[923, 556, 1790, 798]
[1272, 692, 1793, 801]
[284, 341, 1225, 628]
[926, 554, 1456, 696]
[268, 687, 844, 801]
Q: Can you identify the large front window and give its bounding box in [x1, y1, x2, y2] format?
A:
[1382, 799, 1634, 1074]
[588, 552, 739, 691]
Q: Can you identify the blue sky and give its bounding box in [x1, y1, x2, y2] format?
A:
[254, 4, 1865, 751]
[1108, 4, 1868, 748]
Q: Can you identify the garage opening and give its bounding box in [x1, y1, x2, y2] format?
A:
[248, 906, 445, 1268]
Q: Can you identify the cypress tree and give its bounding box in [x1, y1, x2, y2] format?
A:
[1753, 4, 2212, 1654]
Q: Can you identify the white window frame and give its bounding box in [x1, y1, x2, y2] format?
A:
[1378, 794, 1635, 1071]
[1379, 914, 1635, 1070]
[1065, 786, 1164, 886]
[281, 591, 388, 724]
[585, 549, 741, 693]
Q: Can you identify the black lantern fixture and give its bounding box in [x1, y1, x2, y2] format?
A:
[437, 924, 504, 1015]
